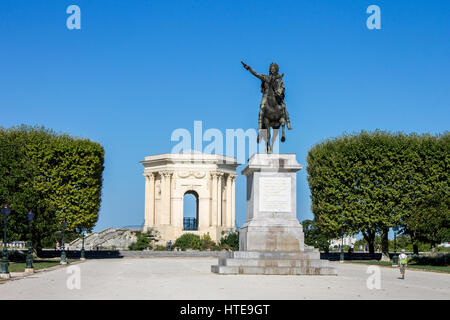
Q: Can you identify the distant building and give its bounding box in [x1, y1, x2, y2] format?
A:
[141, 152, 240, 243]
[330, 236, 357, 248]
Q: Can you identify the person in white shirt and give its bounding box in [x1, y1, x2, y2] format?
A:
[398, 249, 408, 279]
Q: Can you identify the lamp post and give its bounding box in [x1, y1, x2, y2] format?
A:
[60, 220, 67, 265]
[340, 229, 345, 263]
[25, 210, 35, 273]
[392, 226, 399, 267]
[1, 204, 11, 279]
[76, 227, 86, 261]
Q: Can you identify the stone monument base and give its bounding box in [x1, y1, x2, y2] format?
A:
[211, 248, 337, 275]
[211, 153, 337, 276]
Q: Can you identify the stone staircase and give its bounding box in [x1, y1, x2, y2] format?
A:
[68, 228, 139, 250]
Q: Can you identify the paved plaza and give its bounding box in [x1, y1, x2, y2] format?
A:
[0, 257, 448, 299]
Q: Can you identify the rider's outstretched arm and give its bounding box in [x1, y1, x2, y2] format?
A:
[241, 61, 264, 80]
[248, 67, 264, 80]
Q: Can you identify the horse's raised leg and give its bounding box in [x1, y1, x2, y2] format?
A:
[280, 118, 286, 142]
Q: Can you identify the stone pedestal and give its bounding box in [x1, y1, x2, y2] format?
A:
[239, 153, 304, 252]
[212, 153, 337, 275]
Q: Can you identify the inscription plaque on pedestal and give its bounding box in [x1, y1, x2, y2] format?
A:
[259, 177, 291, 212]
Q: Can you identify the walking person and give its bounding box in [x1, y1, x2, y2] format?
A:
[399, 249, 408, 279]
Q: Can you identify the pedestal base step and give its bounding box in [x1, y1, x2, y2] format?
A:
[218, 258, 329, 268]
[211, 265, 337, 275]
[211, 251, 337, 275]
[230, 250, 320, 260]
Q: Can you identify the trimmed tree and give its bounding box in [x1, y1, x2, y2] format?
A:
[302, 219, 330, 252]
[0, 125, 104, 252]
[307, 130, 449, 258]
[400, 133, 450, 253]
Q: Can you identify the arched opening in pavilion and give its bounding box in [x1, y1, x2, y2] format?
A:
[183, 190, 199, 230]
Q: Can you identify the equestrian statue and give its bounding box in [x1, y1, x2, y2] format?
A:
[241, 61, 292, 153]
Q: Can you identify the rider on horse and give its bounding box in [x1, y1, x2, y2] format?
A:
[241, 61, 292, 131]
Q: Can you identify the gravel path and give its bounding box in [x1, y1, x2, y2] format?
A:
[0, 257, 448, 299]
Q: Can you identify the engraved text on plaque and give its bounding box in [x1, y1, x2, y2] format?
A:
[259, 177, 291, 212]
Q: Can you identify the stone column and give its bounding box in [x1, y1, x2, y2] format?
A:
[159, 173, 166, 225]
[155, 174, 161, 226]
[149, 173, 156, 226]
[231, 175, 236, 229]
[225, 174, 232, 227]
[166, 172, 172, 225]
[170, 175, 183, 229]
[210, 172, 218, 227]
[144, 174, 151, 228]
[217, 173, 224, 226]
[160, 171, 172, 225]
[168, 172, 174, 225]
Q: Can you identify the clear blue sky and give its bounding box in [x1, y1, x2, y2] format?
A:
[1, 1, 449, 233]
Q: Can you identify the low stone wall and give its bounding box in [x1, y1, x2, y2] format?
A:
[38, 249, 227, 259]
[37, 250, 428, 261]
[121, 250, 226, 258]
[39, 249, 123, 259]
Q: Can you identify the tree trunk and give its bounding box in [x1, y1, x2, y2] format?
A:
[413, 243, 419, 255]
[409, 232, 420, 254]
[380, 228, 390, 261]
[363, 230, 376, 257]
[368, 242, 375, 255]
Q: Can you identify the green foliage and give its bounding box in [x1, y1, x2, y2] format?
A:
[169, 232, 239, 251]
[174, 233, 202, 250]
[400, 133, 450, 252]
[201, 233, 219, 250]
[354, 234, 431, 252]
[219, 231, 239, 251]
[302, 219, 330, 251]
[307, 130, 449, 254]
[435, 246, 450, 253]
[0, 125, 105, 251]
[128, 230, 156, 251]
